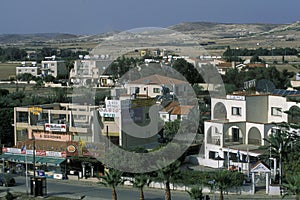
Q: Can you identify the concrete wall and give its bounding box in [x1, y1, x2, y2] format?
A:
[246, 96, 268, 123]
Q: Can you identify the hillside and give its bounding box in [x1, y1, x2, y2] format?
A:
[0, 21, 300, 50]
[168, 22, 282, 39]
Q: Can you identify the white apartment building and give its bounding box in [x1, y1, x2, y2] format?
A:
[199, 93, 300, 169]
[70, 58, 113, 87]
[41, 57, 68, 78]
[124, 74, 194, 101]
[16, 62, 40, 77]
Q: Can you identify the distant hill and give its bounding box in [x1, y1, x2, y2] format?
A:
[0, 33, 80, 44]
[0, 21, 299, 49]
[168, 22, 283, 39]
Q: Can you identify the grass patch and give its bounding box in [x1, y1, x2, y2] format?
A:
[0, 63, 17, 80]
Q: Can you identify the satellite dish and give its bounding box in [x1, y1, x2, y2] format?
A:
[256, 79, 276, 93]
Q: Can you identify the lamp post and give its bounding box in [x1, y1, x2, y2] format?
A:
[279, 143, 282, 185]
[2, 158, 4, 174]
[31, 134, 36, 196]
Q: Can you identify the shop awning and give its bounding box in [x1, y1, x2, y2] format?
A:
[37, 157, 65, 166]
[0, 153, 13, 160]
[0, 154, 65, 166]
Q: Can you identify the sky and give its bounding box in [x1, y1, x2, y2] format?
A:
[1, 0, 300, 35]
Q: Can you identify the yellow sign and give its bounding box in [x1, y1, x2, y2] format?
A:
[29, 107, 42, 115]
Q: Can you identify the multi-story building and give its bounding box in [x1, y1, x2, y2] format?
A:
[41, 56, 68, 78]
[199, 92, 300, 170]
[16, 62, 40, 77]
[69, 57, 113, 87]
[124, 74, 194, 101]
[14, 103, 100, 150]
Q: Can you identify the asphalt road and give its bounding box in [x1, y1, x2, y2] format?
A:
[3, 176, 295, 200]
[9, 176, 191, 200]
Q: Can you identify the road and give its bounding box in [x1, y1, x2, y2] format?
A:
[10, 176, 191, 200]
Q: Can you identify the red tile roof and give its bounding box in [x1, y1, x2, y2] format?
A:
[128, 74, 187, 85]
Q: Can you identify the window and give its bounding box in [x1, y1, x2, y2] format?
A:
[153, 88, 160, 93]
[162, 114, 166, 119]
[271, 107, 282, 116]
[231, 107, 241, 116]
[232, 128, 240, 142]
[145, 113, 150, 120]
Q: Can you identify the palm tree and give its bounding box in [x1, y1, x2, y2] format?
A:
[156, 160, 181, 200]
[131, 174, 151, 200]
[186, 186, 203, 200]
[213, 170, 244, 200]
[262, 123, 300, 184]
[282, 174, 300, 200]
[98, 169, 123, 200]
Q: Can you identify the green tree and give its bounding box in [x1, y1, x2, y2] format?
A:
[186, 186, 203, 200]
[212, 170, 244, 200]
[163, 120, 180, 142]
[0, 89, 9, 97]
[250, 54, 262, 63]
[43, 75, 55, 83]
[172, 58, 203, 85]
[282, 174, 300, 200]
[98, 169, 124, 200]
[131, 174, 151, 200]
[156, 160, 181, 200]
[17, 73, 34, 83]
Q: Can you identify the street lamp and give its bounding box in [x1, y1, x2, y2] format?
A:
[31, 134, 36, 196]
[2, 158, 4, 174]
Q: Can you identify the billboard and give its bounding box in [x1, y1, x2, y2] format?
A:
[45, 123, 67, 132]
[99, 100, 121, 117]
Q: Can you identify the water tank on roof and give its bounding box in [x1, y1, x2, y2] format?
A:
[296, 73, 300, 81]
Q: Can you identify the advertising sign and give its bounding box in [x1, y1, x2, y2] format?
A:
[105, 100, 120, 109]
[45, 123, 67, 132]
[99, 108, 120, 117]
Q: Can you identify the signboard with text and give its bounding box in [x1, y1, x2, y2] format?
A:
[99, 100, 121, 117]
[2, 148, 66, 158]
[45, 123, 67, 132]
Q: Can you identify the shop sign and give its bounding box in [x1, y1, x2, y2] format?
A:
[67, 145, 76, 153]
[45, 123, 67, 132]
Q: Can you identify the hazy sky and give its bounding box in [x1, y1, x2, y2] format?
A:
[1, 0, 299, 34]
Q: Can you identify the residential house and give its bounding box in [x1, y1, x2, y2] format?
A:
[159, 101, 194, 122]
[41, 56, 68, 78]
[199, 92, 300, 171]
[124, 74, 194, 102]
[16, 62, 40, 77]
[69, 58, 113, 87]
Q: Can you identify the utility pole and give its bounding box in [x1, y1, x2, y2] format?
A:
[32, 134, 36, 196]
[279, 142, 282, 185]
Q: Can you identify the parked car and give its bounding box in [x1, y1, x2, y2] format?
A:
[0, 174, 16, 187]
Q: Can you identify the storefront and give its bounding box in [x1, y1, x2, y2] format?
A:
[0, 147, 66, 179]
